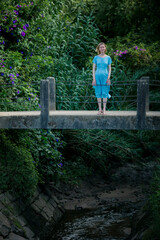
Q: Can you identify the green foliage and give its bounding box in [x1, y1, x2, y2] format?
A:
[62, 130, 160, 176]
[92, 0, 160, 42]
[145, 159, 160, 238]
[0, 129, 65, 196]
[0, 0, 100, 111]
[0, 130, 39, 198]
[19, 129, 66, 183]
[58, 157, 93, 185]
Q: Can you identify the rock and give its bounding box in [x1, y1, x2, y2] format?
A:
[65, 192, 70, 196]
[0, 236, 4, 240]
[123, 227, 131, 235]
[14, 215, 27, 227]
[0, 226, 11, 238]
[0, 202, 5, 211]
[0, 212, 11, 237]
[23, 226, 35, 239]
[6, 233, 28, 240]
[4, 193, 17, 203]
[11, 222, 25, 238]
[33, 195, 47, 210]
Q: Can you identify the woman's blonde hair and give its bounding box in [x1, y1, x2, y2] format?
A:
[96, 42, 107, 54]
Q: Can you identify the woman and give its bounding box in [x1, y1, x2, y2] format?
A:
[92, 42, 112, 115]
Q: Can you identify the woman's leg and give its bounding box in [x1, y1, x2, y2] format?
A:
[103, 98, 107, 114]
[97, 98, 102, 114]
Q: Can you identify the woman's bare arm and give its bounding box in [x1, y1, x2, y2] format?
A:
[92, 63, 96, 85]
[106, 64, 111, 85]
[107, 64, 111, 79]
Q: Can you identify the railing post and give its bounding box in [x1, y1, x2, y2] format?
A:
[40, 79, 50, 128]
[47, 77, 56, 111]
[137, 76, 149, 129]
[145, 76, 149, 112]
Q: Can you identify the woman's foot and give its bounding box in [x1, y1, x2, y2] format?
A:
[102, 110, 107, 115]
[97, 110, 102, 115]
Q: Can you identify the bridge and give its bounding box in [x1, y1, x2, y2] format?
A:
[0, 76, 160, 129]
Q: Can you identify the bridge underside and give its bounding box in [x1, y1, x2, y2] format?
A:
[0, 111, 160, 130]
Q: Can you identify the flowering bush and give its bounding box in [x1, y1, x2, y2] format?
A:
[18, 129, 66, 183]
[0, 0, 99, 111]
[113, 43, 152, 70]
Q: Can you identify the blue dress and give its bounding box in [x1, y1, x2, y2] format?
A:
[92, 55, 112, 99]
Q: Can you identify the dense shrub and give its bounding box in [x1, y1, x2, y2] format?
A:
[0, 0, 100, 111]
[19, 129, 65, 183]
[144, 159, 160, 239]
[0, 131, 39, 198]
[62, 130, 160, 176]
[91, 0, 160, 41]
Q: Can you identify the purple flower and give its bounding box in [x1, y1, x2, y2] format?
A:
[58, 163, 63, 167]
[37, 27, 40, 29]
[16, 73, 19, 77]
[123, 50, 128, 54]
[9, 74, 12, 76]
[25, 24, 29, 28]
[140, 48, 146, 51]
[9, 66, 12, 69]
[21, 52, 24, 54]
[13, 20, 17, 23]
[21, 31, 26, 37]
[38, 104, 41, 108]
[14, 10, 19, 15]
[31, 2, 33, 5]
[135, 46, 138, 50]
[28, 97, 31, 101]
[23, 26, 27, 30]
[38, 65, 40, 68]
[17, 39, 19, 42]
[16, 5, 22, 8]
[12, 81, 15, 84]
[30, 52, 33, 56]
[13, 25, 17, 27]
[17, 90, 20, 94]
[2, 41, 5, 44]
[56, 139, 59, 142]
[1, 73, 4, 76]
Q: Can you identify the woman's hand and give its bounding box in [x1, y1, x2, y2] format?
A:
[92, 80, 96, 86]
[106, 78, 111, 86]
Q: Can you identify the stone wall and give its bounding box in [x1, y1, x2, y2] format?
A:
[0, 185, 65, 240]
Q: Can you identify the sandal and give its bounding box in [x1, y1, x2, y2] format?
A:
[97, 110, 102, 115]
[102, 111, 107, 115]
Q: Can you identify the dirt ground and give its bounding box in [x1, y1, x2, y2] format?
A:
[49, 171, 150, 210]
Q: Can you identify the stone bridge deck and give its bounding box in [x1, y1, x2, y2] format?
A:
[0, 110, 160, 129]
